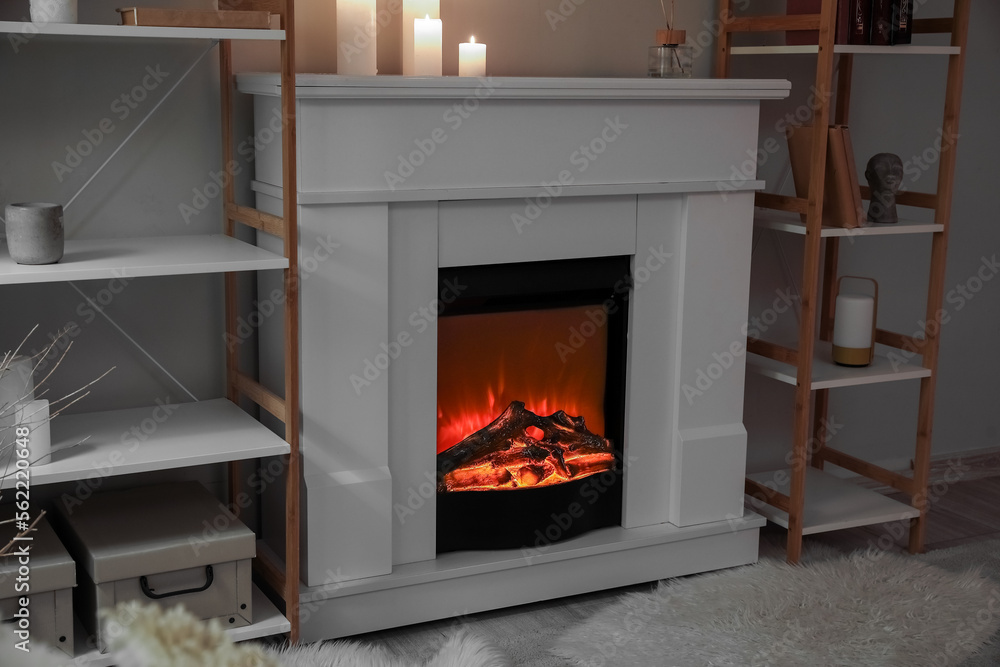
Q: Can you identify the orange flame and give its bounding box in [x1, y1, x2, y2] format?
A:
[437, 306, 608, 454]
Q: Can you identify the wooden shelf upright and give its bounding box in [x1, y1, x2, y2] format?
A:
[714, 0, 971, 563]
[219, 0, 301, 641]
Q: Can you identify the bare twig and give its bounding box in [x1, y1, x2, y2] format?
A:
[0, 510, 47, 558]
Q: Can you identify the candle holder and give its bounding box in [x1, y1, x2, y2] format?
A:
[649, 29, 692, 78]
[832, 276, 878, 367]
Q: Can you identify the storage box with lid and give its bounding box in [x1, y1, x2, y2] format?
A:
[0, 515, 76, 657]
[53, 481, 255, 652]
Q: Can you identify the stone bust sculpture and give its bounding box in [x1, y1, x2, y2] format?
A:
[865, 153, 904, 224]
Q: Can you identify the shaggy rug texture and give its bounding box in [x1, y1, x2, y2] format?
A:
[105, 603, 509, 667]
[0, 603, 509, 667]
[552, 544, 1000, 667]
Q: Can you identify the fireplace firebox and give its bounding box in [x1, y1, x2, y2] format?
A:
[436, 257, 629, 552]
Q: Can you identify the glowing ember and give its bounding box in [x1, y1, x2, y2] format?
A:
[438, 401, 616, 492]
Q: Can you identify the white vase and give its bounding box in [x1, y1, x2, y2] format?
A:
[30, 0, 78, 24]
[0, 356, 35, 440]
[15, 400, 52, 466]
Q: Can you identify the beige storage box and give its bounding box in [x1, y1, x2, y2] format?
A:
[53, 481, 255, 653]
[0, 515, 76, 657]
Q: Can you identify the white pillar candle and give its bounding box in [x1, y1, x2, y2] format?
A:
[403, 0, 440, 75]
[0, 356, 35, 436]
[833, 294, 875, 349]
[413, 16, 443, 76]
[458, 36, 487, 77]
[15, 399, 51, 466]
[337, 0, 378, 76]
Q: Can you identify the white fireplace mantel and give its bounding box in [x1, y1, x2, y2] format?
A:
[241, 74, 790, 643]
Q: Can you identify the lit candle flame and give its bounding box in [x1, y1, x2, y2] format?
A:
[470, 36, 476, 43]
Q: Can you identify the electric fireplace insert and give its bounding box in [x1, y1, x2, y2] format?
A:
[436, 256, 630, 552]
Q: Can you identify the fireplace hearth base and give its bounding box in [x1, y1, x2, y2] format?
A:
[242, 74, 790, 642]
[298, 514, 763, 642]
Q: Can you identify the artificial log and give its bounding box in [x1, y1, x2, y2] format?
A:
[437, 401, 615, 492]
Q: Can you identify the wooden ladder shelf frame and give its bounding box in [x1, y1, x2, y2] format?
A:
[219, 0, 301, 641]
[714, 0, 971, 563]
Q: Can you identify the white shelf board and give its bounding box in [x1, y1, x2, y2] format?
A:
[754, 208, 944, 237]
[72, 584, 290, 666]
[732, 44, 959, 56]
[747, 342, 931, 390]
[746, 467, 920, 535]
[4, 399, 290, 488]
[0, 20, 284, 41]
[0, 234, 287, 285]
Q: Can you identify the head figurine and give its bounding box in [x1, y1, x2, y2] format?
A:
[865, 153, 904, 224]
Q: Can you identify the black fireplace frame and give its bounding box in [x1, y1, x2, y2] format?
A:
[436, 255, 631, 553]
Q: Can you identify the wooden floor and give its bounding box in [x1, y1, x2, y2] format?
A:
[343, 475, 1000, 665]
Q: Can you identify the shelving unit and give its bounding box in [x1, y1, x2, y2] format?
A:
[0, 235, 287, 284]
[715, 0, 970, 563]
[0, 19, 285, 41]
[0, 0, 300, 654]
[747, 344, 932, 390]
[3, 399, 290, 489]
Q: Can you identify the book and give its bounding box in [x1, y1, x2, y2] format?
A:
[870, 0, 894, 46]
[892, 0, 914, 44]
[786, 124, 866, 229]
[836, 0, 852, 45]
[848, 0, 872, 45]
[786, 0, 820, 46]
[786, 1, 854, 46]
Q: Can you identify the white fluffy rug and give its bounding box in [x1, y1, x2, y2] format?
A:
[275, 631, 510, 667]
[552, 546, 1000, 667]
[0, 603, 509, 667]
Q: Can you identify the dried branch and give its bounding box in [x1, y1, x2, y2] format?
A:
[0, 510, 46, 559]
[0, 328, 114, 547]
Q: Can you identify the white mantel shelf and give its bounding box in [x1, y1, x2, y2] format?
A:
[236, 73, 791, 100]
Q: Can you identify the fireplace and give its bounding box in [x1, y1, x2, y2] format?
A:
[435, 257, 629, 552]
[242, 73, 789, 642]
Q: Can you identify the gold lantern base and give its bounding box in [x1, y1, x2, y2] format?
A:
[832, 344, 874, 367]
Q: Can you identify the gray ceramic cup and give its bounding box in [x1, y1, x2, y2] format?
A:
[5, 203, 65, 265]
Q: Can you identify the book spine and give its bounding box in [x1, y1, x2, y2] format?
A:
[786, 0, 821, 46]
[836, 0, 852, 45]
[836, 126, 866, 226]
[891, 0, 913, 45]
[870, 0, 893, 46]
[848, 0, 872, 45]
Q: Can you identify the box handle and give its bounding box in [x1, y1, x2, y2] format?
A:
[140, 565, 214, 600]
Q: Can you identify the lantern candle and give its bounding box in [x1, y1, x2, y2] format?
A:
[832, 293, 875, 366]
[337, 0, 378, 76]
[413, 15, 443, 76]
[459, 36, 487, 77]
[403, 0, 440, 75]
